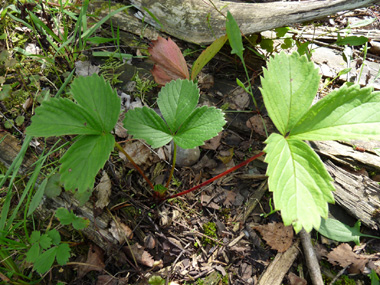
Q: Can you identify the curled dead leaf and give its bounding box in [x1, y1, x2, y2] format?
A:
[124, 243, 163, 268]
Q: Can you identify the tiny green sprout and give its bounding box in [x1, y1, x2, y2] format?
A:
[153, 184, 167, 201]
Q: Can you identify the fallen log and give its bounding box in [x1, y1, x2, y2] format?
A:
[124, 0, 379, 44]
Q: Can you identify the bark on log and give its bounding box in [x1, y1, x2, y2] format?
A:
[310, 140, 380, 230]
[127, 0, 379, 44]
[323, 159, 380, 230]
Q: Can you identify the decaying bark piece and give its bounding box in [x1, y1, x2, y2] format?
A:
[324, 159, 380, 230]
[126, 0, 378, 44]
[310, 140, 380, 230]
[257, 239, 300, 285]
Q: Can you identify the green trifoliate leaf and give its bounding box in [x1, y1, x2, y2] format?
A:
[26, 98, 103, 136]
[260, 52, 320, 135]
[60, 134, 115, 193]
[173, 106, 226, 149]
[56, 208, 89, 230]
[264, 133, 335, 233]
[70, 74, 121, 132]
[56, 208, 76, 225]
[290, 85, 380, 140]
[157, 79, 199, 132]
[123, 107, 172, 148]
[124, 79, 226, 149]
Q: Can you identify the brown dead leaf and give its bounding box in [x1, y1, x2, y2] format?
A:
[119, 141, 157, 170]
[228, 88, 250, 110]
[253, 222, 294, 252]
[288, 272, 307, 285]
[223, 190, 236, 207]
[124, 243, 163, 268]
[149, 36, 189, 85]
[95, 171, 111, 209]
[78, 244, 105, 278]
[109, 218, 133, 243]
[246, 115, 269, 137]
[327, 243, 368, 274]
[202, 132, 222, 150]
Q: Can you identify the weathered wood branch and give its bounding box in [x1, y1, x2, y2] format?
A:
[126, 0, 379, 44]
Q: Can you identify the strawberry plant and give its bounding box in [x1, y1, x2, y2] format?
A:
[26, 74, 226, 201]
[26, 229, 71, 274]
[26, 9, 380, 233]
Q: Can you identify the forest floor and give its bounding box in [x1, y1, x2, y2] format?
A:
[1, 1, 380, 284]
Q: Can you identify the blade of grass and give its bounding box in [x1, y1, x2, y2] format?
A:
[55, 68, 75, 98]
[81, 5, 131, 41]
[0, 135, 33, 235]
[28, 11, 62, 43]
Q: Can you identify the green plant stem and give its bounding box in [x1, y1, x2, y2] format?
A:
[115, 142, 154, 190]
[165, 142, 177, 188]
[241, 59, 258, 109]
[165, 151, 265, 200]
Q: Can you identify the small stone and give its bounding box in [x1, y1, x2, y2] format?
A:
[175, 145, 200, 167]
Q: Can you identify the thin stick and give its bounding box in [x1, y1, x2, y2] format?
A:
[299, 229, 323, 285]
[115, 141, 155, 190]
[165, 151, 265, 200]
[165, 143, 177, 188]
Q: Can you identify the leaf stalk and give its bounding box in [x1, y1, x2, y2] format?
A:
[165, 142, 177, 188]
[115, 142, 155, 190]
[164, 151, 265, 200]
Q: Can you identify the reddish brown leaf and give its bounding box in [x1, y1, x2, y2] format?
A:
[149, 36, 189, 85]
[253, 222, 294, 252]
[327, 243, 368, 274]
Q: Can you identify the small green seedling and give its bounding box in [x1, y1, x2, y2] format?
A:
[55, 208, 89, 230]
[26, 75, 226, 200]
[26, 229, 70, 275]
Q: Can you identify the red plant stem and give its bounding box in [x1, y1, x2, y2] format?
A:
[115, 142, 155, 190]
[164, 151, 265, 200]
